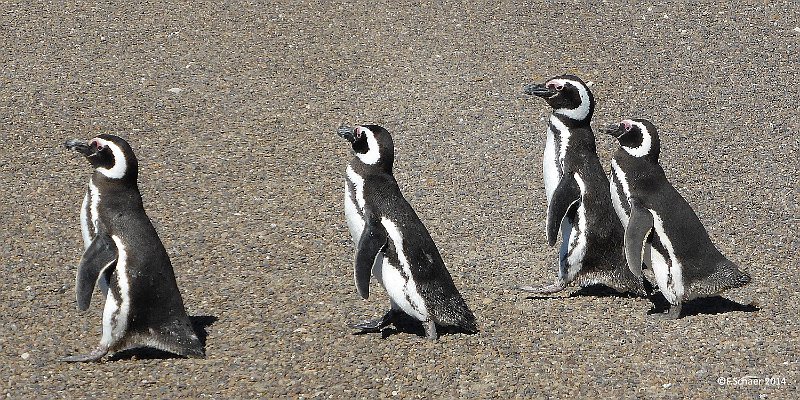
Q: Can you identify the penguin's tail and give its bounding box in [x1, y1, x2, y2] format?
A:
[435, 297, 478, 334]
[727, 264, 752, 289]
[692, 259, 751, 296]
[136, 318, 205, 359]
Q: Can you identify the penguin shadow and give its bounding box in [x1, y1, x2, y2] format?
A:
[569, 284, 642, 298]
[352, 313, 477, 340]
[645, 294, 759, 318]
[523, 284, 638, 301]
[108, 315, 218, 361]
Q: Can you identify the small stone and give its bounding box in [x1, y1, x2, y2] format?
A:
[21, 352, 30, 360]
[167, 87, 183, 94]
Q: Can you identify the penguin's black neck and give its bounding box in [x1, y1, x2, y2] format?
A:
[349, 157, 393, 177]
[552, 113, 592, 129]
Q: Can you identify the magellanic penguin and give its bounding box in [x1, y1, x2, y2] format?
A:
[604, 119, 751, 318]
[520, 74, 644, 295]
[338, 124, 477, 340]
[62, 134, 204, 361]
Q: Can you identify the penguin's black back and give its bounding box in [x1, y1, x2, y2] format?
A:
[93, 174, 201, 352]
[559, 121, 626, 269]
[613, 149, 732, 284]
[355, 162, 477, 332]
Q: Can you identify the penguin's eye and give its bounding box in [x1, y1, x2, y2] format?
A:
[354, 128, 362, 139]
[623, 123, 632, 132]
[547, 83, 564, 91]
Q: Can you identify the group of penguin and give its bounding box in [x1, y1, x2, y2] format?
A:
[61, 73, 750, 362]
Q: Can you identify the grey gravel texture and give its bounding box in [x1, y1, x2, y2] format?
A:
[1, 1, 798, 398]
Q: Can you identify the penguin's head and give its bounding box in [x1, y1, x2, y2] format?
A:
[337, 124, 394, 171]
[523, 74, 594, 122]
[64, 134, 138, 182]
[603, 118, 661, 161]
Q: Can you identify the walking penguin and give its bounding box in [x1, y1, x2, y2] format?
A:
[338, 124, 477, 340]
[604, 118, 751, 318]
[62, 134, 204, 361]
[520, 74, 644, 295]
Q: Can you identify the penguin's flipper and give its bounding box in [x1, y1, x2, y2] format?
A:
[624, 198, 654, 279]
[76, 234, 118, 311]
[546, 174, 581, 246]
[355, 219, 388, 300]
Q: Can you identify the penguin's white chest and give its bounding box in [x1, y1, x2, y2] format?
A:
[344, 166, 366, 244]
[81, 180, 101, 249]
[609, 159, 631, 226]
[374, 217, 429, 322]
[543, 116, 572, 204]
[542, 126, 560, 204]
[99, 235, 131, 348]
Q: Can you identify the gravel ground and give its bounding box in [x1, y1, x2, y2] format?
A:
[1, 1, 798, 398]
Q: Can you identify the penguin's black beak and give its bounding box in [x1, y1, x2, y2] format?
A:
[601, 123, 626, 138]
[523, 83, 556, 98]
[64, 139, 93, 156]
[337, 125, 356, 143]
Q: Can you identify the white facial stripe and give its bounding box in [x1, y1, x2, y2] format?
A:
[355, 127, 381, 165]
[93, 138, 127, 179]
[552, 79, 591, 121]
[380, 217, 429, 321]
[622, 121, 652, 157]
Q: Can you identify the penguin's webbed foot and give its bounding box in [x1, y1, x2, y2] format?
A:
[651, 302, 683, 320]
[517, 279, 567, 294]
[61, 346, 108, 363]
[350, 309, 400, 333]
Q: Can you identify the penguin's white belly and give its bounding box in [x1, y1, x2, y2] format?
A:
[560, 174, 588, 280]
[542, 127, 560, 204]
[377, 217, 429, 322]
[564, 202, 587, 280]
[100, 235, 131, 348]
[344, 182, 364, 243]
[648, 211, 684, 304]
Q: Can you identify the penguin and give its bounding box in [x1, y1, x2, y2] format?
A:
[62, 134, 204, 361]
[603, 119, 751, 318]
[338, 124, 477, 340]
[519, 74, 644, 295]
